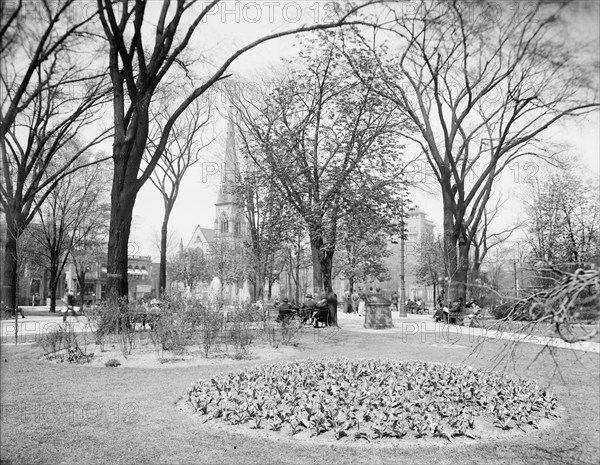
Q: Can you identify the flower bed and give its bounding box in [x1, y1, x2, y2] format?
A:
[186, 357, 557, 441]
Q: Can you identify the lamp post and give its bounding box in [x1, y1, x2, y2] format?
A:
[398, 229, 407, 317]
[391, 213, 407, 317]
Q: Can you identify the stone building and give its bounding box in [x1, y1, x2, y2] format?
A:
[186, 118, 249, 304]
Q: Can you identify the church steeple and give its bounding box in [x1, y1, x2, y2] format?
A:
[215, 115, 244, 238]
[215, 117, 239, 206]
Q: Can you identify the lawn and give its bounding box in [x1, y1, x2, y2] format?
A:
[1, 319, 599, 465]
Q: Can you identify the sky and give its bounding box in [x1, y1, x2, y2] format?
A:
[127, 0, 600, 261]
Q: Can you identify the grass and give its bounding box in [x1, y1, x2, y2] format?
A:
[1, 320, 599, 465]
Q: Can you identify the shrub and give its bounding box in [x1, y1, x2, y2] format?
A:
[86, 299, 137, 348]
[147, 294, 224, 356]
[187, 358, 557, 441]
[39, 323, 93, 363]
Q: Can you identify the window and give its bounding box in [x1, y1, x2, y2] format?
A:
[234, 214, 242, 235]
[219, 213, 229, 234]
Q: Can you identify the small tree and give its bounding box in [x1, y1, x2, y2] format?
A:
[145, 95, 214, 294]
[207, 237, 246, 304]
[168, 247, 211, 294]
[525, 169, 600, 288]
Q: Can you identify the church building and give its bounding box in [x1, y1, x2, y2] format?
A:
[186, 118, 249, 304]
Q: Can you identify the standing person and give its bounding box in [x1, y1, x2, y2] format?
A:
[343, 289, 351, 313]
[327, 291, 338, 327]
[63, 291, 74, 323]
[391, 291, 399, 312]
[358, 293, 367, 317]
[351, 290, 359, 314]
[437, 290, 445, 309]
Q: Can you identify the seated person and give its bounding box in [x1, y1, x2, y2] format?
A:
[300, 294, 316, 324]
[276, 298, 294, 323]
[433, 303, 445, 322]
[447, 297, 465, 323]
[312, 294, 330, 328]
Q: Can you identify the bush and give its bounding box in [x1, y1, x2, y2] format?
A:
[490, 302, 513, 320]
[187, 358, 557, 441]
[39, 323, 93, 364]
[220, 301, 267, 356]
[147, 294, 225, 357]
[85, 299, 139, 350]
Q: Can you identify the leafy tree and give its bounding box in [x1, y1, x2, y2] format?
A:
[207, 237, 245, 303]
[334, 192, 405, 293]
[0, 0, 110, 309]
[344, 0, 600, 300]
[231, 143, 291, 301]
[415, 231, 445, 287]
[234, 33, 406, 294]
[168, 247, 211, 293]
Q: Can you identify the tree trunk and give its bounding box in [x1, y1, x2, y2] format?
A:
[159, 206, 172, 295]
[106, 188, 137, 301]
[321, 249, 334, 294]
[3, 234, 18, 310]
[309, 233, 335, 296]
[310, 238, 324, 296]
[49, 278, 58, 314]
[48, 254, 60, 314]
[442, 196, 459, 301]
[295, 247, 301, 303]
[457, 239, 469, 300]
[42, 268, 50, 310]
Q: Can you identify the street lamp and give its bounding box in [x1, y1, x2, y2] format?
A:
[398, 228, 407, 317]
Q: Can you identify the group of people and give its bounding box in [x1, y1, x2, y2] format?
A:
[345, 288, 376, 316]
[433, 295, 481, 325]
[406, 298, 425, 314]
[274, 293, 333, 328]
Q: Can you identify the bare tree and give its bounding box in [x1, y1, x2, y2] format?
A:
[0, 0, 111, 309]
[96, 0, 382, 300]
[144, 95, 214, 294]
[525, 168, 600, 281]
[31, 160, 109, 312]
[469, 195, 522, 287]
[344, 0, 600, 300]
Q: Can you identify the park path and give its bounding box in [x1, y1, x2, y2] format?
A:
[336, 312, 600, 354]
[2, 309, 598, 354]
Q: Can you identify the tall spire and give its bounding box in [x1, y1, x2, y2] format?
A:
[216, 116, 239, 206]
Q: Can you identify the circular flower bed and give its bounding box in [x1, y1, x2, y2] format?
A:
[186, 357, 557, 441]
